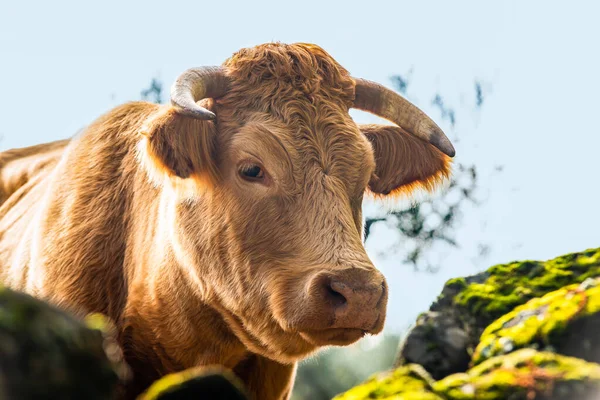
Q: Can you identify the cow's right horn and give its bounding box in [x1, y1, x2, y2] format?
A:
[170, 66, 231, 120]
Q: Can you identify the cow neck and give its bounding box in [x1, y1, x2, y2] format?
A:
[123, 189, 249, 374]
[127, 253, 249, 373]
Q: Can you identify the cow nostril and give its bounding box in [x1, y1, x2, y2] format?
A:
[325, 281, 348, 308]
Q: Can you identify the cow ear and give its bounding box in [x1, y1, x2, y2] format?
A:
[137, 102, 219, 190]
[360, 124, 452, 198]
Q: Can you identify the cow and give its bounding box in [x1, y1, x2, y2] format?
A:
[0, 42, 454, 399]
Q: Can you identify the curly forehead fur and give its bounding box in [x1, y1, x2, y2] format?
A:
[223, 42, 355, 112]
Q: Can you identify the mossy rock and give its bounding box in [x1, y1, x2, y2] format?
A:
[396, 248, 600, 379]
[332, 364, 443, 400]
[449, 248, 600, 322]
[434, 349, 600, 400]
[473, 277, 600, 366]
[0, 286, 124, 399]
[138, 366, 247, 400]
[337, 349, 600, 400]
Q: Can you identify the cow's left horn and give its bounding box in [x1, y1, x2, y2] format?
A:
[170, 66, 231, 120]
[352, 78, 455, 157]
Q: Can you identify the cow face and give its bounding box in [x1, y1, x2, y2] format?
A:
[138, 43, 453, 362]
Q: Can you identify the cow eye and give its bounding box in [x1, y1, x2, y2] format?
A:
[239, 164, 265, 182]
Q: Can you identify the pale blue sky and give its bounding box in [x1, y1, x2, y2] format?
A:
[1, 1, 599, 332]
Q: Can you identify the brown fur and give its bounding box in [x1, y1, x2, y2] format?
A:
[0, 43, 451, 400]
[361, 124, 452, 198]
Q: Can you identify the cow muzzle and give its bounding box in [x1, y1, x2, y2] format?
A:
[294, 267, 388, 346]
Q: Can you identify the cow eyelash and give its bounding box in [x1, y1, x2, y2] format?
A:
[239, 163, 266, 182]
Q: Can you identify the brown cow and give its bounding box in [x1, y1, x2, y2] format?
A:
[0, 42, 454, 399]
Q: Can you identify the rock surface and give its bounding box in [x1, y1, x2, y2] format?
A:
[337, 349, 600, 400]
[333, 364, 443, 400]
[438, 349, 600, 400]
[337, 247, 600, 399]
[396, 247, 600, 379]
[0, 286, 126, 399]
[473, 277, 600, 366]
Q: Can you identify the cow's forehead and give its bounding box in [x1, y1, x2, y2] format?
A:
[238, 103, 368, 157]
[222, 42, 356, 111]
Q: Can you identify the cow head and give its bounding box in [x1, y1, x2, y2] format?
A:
[138, 43, 454, 363]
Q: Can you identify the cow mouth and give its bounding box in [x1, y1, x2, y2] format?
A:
[299, 328, 367, 346]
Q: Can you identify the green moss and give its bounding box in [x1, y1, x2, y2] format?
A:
[434, 349, 600, 400]
[338, 350, 600, 400]
[472, 278, 600, 365]
[333, 364, 444, 400]
[140, 366, 247, 400]
[85, 312, 113, 332]
[452, 248, 600, 322]
[445, 278, 468, 291]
